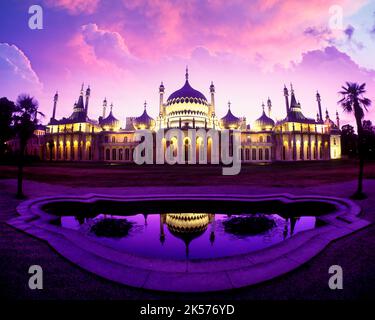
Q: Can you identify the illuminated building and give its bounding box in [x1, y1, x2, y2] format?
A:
[34, 69, 341, 162]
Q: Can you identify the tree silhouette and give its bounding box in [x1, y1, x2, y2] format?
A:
[338, 82, 371, 199]
[13, 94, 44, 198]
[0, 97, 16, 158]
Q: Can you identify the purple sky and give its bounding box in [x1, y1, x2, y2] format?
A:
[1, 0, 375, 128]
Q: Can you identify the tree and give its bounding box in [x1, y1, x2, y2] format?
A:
[338, 82, 371, 199]
[340, 124, 357, 157]
[0, 97, 16, 158]
[13, 94, 44, 198]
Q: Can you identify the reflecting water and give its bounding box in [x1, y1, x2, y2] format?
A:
[56, 212, 321, 260]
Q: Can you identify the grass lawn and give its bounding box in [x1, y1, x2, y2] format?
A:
[1, 159, 374, 188]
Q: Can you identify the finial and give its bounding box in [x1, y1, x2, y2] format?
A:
[81, 83, 84, 92]
[228, 101, 231, 109]
[290, 83, 294, 92]
[185, 65, 189, 80]
[262, 102, 265, 111]
[110, 103, 113, 112]
[144, 101, 147, 110]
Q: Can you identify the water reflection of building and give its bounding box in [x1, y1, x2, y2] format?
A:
[159, 213, 215, 257]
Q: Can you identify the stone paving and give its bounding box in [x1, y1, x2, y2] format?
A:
[1, 178, 375, 299]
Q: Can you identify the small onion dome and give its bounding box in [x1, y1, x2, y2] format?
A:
[133, 102, 155, 130]
[254, 103, 275, 131]
[100, 105, 120, 130]
[220, 102, 241, 129]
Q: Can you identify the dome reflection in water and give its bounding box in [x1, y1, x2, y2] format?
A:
[58, 211, 320, 260]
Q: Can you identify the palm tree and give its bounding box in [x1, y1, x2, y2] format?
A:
[13, 94, 44, 198]
[338, 82, 371, 199]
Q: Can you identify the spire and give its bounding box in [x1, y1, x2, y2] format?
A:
[228, 101, 231, 110]
[210, 81, 215, 92]
[80, 83, 84, 95]
[52, 91, 58, 120]
[185, 66, 189, 81]
[102, 98, 107, 118]
[325, 108, 329, 120]
[267, 97, 272, 117]
[110, 103, 113, 113]
[290, 83, 298, 108]
[144, 100, 147, 110]
[261, 102, 265, 113]
[159, 81, 165, 92]
[316, 90, 323, 122]
[85, 85, 90, 115]
[336, 110, 340, 128]
[283, 84, 289, 115]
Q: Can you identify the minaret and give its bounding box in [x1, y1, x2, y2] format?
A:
[336, 110, 340, 128]
[85, 85, 91, 115]
[102, 98, 107, 118]
[267, 97, 272, 117]
[210, 81, 215, 116]
[325, 108, 330, 120]
[290, 83, 297, 108]
[52, 91, 58, 120]
[316, 91, 323, 122]
[159, 82, 165, 116]
[283, 85, 289, 115]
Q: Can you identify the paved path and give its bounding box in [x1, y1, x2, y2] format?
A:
[1, 179, 374, 300]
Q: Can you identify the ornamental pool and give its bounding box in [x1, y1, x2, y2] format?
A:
[44, 199, 327, 260]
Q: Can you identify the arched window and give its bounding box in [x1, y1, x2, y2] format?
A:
[105, 148, 110, 160]
[124, 136, 128, 143]
[125, 148, 130, 160]
[119, 149, 123, 160]
[259, 148, 263, 160]
[259, 136, 263, 143]
[333, 138, 336, 145]
[245, 148, 250, 160]
[252, 148, 256, 160]
[112, 149, 116, 160]
[112, 136, 116, 143]
[104, 136, 109, 143]
[266, 135, 271, 143]
[265, 148, 270, 160]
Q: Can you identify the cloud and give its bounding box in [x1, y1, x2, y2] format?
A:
[116, 0, 369, 68]
[80, 23, 138, 68]
[0, 43, 43, 99]
[43, 0, 100, 15]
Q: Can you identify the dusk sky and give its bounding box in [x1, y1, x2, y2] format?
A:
[1, 0, 375, 128]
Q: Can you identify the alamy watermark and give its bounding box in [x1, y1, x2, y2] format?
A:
[28, 5, 43, 30]
[133, 128, 241, 175]
[28, 265, 43, 289]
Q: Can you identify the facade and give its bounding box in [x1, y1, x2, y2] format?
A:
[38, 69, 340, 163]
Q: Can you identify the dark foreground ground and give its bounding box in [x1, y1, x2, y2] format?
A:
[0, 160, 375, 300]
[1, 159, 375, 187]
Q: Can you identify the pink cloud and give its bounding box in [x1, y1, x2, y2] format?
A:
[80, 23, 137, 67]
[115, 0, 369, 67]
[43, 0, 100, 15]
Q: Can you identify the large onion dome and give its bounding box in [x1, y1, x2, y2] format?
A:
[220, 102, 241, 129]
[166, 67, 208, 106]
[133, 102, 155, 130]
[254, 103, 275, 131]
[100, 103, 120, 131]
